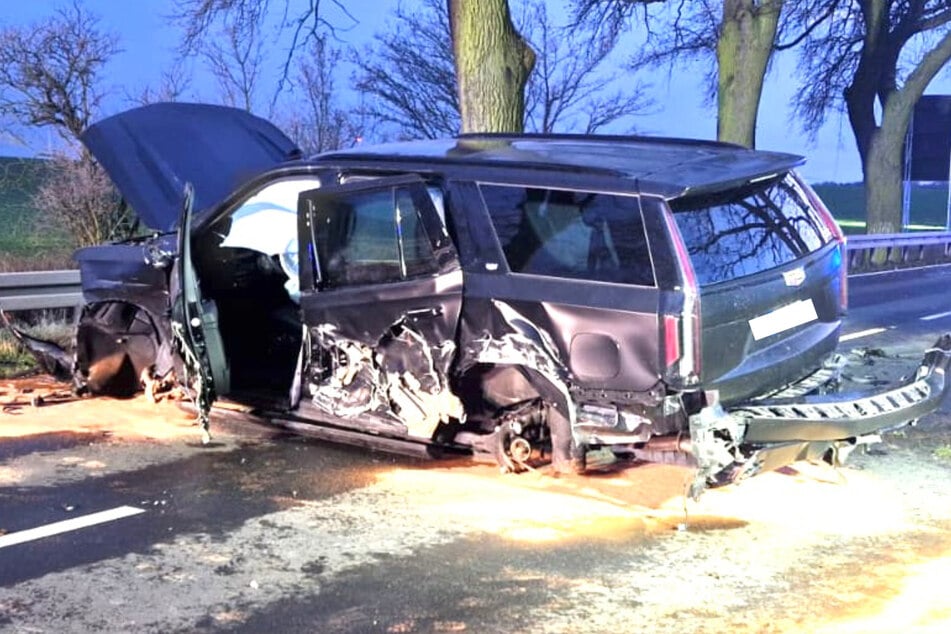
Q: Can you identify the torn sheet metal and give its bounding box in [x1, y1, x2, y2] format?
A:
[75, 302, 173, 397]
[0, 311, 73, 381]
[307, 316, 464, 439]
[460, 299, 573, 413]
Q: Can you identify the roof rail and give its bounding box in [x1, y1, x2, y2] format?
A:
[456, 132, 748, 151]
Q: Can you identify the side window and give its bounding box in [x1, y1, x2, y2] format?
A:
[479, 184, 655, 286]
[396, 188, 437, 278]
[314, 186, 438, 289]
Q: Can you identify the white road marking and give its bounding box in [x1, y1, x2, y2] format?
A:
[0, 506, 145, 549]
[920, 310, 951, 322]
[840, 327, 887, 342]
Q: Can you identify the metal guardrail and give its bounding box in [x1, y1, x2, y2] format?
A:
[0, 270, 82, 311]
[0, 232, 948, 310]
[846, 232, 951, 273]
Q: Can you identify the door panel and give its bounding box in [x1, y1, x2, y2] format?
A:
[297, 176, 463, 439]
[170, 185, 230, 433]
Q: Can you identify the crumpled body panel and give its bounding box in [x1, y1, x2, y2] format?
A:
[306, 318, 463, 439]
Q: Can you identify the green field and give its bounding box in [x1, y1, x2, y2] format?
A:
[0, 157, 74, 270]
[812, 181, 950, 234]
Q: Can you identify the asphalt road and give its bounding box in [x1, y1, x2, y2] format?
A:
[846, 265, 951, 349]
[1, 266, 951, 633]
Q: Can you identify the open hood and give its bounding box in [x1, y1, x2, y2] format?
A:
[81, 103, 299, 232]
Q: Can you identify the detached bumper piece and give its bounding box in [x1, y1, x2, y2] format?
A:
[734, 335, 951, 443]
[690, 336, 951, 497]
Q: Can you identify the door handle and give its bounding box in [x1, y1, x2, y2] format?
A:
[405, 307, 443, 319]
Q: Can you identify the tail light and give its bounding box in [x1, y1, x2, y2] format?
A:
[800, 178, 848, 313]
[661, 207, 702, 385]
[664, 315, 681, 369]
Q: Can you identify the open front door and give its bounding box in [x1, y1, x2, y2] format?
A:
[171, 185, 230, 438]
[296, 175, 464, 439]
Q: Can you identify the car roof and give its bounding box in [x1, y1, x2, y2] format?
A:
[316, 134, 805, 199]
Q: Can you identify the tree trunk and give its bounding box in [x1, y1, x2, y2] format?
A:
[844, 0, 888, 173]
[716, 0, 781, 148]
[864, 29, 951, 233]
[447, 0, 535, 133]
[864, 128, 905, 234]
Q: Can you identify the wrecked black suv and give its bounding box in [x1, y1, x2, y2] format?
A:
[62, 103, 950, 495]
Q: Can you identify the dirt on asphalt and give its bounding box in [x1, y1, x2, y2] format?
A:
[1, 370, 951, 633]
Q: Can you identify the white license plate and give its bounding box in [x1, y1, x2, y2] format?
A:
[748, 299, 818, 341]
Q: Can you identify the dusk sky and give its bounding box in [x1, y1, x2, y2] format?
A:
[3, 0, 951, 184]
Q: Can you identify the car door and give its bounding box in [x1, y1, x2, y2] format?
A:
[296, 175, 464, 440]
[170, 185, 230, 434]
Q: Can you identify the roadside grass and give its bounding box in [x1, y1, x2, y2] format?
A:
[0, 313, 74, 379]
[814, 181, 951, 233]
[934, 445, 951, 461]
[0, 248, 76, 272]
[0, 331, 37, 377]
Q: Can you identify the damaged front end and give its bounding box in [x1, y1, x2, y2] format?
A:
[67, 234, 180, 399]
[1, 233, 178, 399]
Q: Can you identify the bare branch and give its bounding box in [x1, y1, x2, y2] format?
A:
[355, 0, 650, 139]
[0, 1, 119, 143]
[353, 0, 461, 139]
[279, 36, 361, 153]
[171, 0, 359, 107]
[774, 0, 841, 50]
[32, 151, 135, 248]
[201, 13, 265, 111]
[127, 63, 192, 106]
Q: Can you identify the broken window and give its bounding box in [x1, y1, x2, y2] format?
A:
[479, 185, 655, 286]
[218, 176, 321, 302]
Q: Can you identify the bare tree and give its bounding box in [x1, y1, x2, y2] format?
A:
[574, 1, 951, 233]
[573, 0, 786, 149]
[522, 1, 650, 133]
[31, 153, 132, 248]
[281, 37, 360, 153]
[716, 1, 783, 146]
[129, 63, 192, 106]
[353, 0, 460, 139]
[448, 0, 536, 133]
[0, 2, 133, 249]
[173, 0, 358, 106]
[200, 12, 265, 112]
[0, 1, 120, 143]
[355, 0, 648, 138]
[793, 1, 951, 234]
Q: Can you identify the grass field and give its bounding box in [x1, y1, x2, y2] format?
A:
[813, 181, 951, 233]
[0, 157, 74, 270]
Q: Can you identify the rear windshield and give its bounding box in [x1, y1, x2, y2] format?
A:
[671, 174, 833, 286]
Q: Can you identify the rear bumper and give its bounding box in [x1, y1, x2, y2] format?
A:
[685, 335, 951, 496]
[732, 335, 951, 443]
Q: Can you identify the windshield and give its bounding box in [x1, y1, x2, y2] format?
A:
[671, 174, 833, 286]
